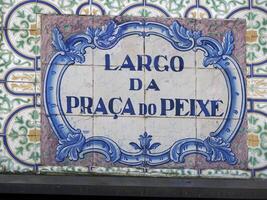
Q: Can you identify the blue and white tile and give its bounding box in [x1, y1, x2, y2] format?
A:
[144, 68, 196, 118]
[93, 65, 145, 117]
[196, 68, 229, 119]
[59, 65, 93, 116]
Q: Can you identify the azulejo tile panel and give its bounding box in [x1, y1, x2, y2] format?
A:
[40, 14, 247, 174]
[0, 0, 266, 178]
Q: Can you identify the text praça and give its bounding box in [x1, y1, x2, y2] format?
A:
[64, 54, 225, 117]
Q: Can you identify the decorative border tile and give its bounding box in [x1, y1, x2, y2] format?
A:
[93, 0, 144, 16]
[1, 0, 37, 30]
[200, 169, 251, 179]
[38, 165, 89, 174]
[0, 29, 35, 80]
[146, 0, 196, 18]
[199, 0, 249, 19]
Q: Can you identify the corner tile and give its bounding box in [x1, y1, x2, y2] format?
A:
[41, 15, 94, 65]
[196, 118, 248, 169]
[40, 113, 94, 166]
[195, 18, 246, 72]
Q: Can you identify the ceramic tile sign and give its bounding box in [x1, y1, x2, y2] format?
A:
[41, 15, 247, 170]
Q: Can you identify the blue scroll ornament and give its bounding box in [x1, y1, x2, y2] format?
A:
[44, 20, 246, 166]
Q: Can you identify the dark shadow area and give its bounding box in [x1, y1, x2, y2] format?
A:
[1, 175, 267, 199]
[0, 194, 264, 200]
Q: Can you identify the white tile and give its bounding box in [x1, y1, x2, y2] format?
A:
[94, 116, 145, 152]
[145, 35, 195, 69]
[196, 68, 228, 119]
[84, 48, 93, 66]
[197, 118, 226, 140]
[93, 34, 144, 67]
[145, 68, 196, 118]
[145, 117, 196, 151]
[93, 65, 145, 117]
[64, 115, 93, 139]
[60, 65, 93, 115]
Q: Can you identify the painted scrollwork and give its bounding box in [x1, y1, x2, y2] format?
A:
[44, 20, 246, 166]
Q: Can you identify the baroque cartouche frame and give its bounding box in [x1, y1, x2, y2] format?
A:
[43, 19, 246, 166]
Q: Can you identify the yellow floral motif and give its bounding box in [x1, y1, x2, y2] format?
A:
[248, 79, 267, 97]
[10, 83, 34, 91]
[246, 30, 258, 43]
[28, 129, 40, 143]
[29, 24, 40, 36]
[11, 74, 35, 82]
[254, 79, 267, 88]
[82, 7, 89, 14]
[253, 88, 267, 98]
[248, 133, 260, 147]
[190, 11, 207, 19]
[81, 8, 99, 15]
[91, 9, 99, 15]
